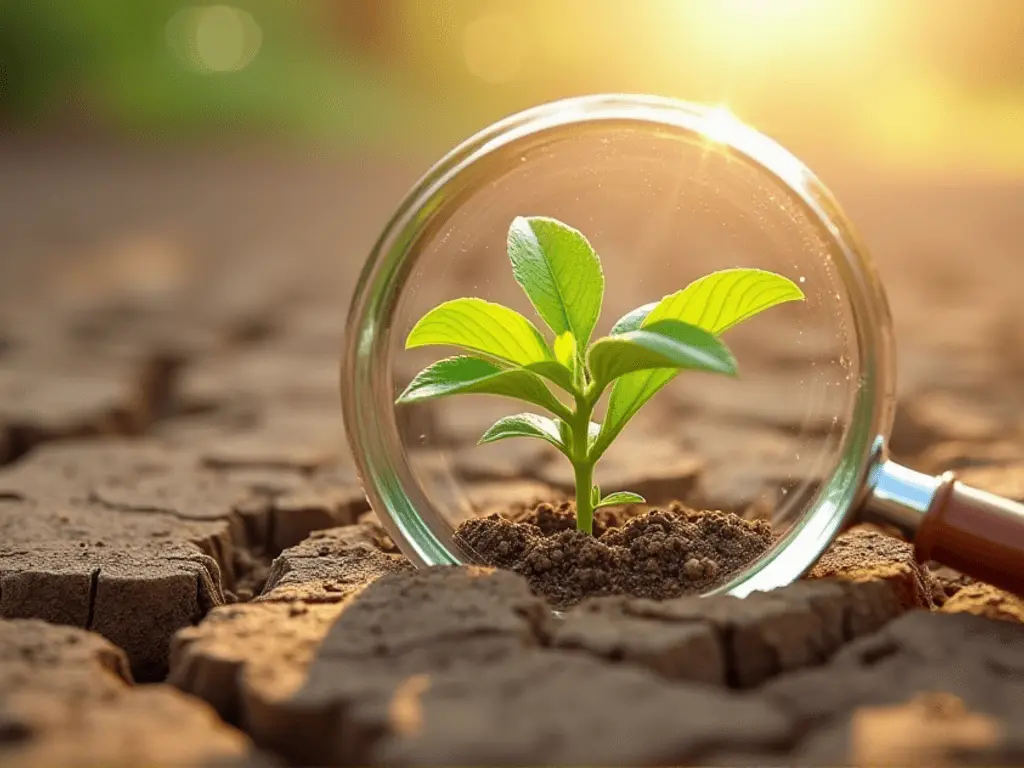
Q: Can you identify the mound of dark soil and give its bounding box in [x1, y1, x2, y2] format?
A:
[504, 500, 643, 538]
[454, 502, 774, 609]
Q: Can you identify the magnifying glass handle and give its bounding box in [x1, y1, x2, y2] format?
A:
[864, 462, 1024, 597]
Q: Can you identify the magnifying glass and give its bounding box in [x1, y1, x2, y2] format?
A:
[342, 94, 1024, 598]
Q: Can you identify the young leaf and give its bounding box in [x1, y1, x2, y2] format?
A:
[590, 485, 601, 506]
[644, 268, 805, 334]
[596, 269, 803, 454]
[507, 216, 604, 347]
[553, 331, 577, 372]
[396, 356, 568, 417]
[609, 302, 657, 335]
[406, 298, 553, 368]
[595, 491, 646, 508]
[479, 413, 569, 456]
[587, 319, 737, 388]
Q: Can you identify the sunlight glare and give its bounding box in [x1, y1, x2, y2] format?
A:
[670, 0, 869, 63]
[703, 105, 745, 146]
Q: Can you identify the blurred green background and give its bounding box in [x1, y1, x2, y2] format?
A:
[1, 0, 1022, 172]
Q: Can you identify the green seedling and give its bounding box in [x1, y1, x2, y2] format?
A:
[396, 216, 804, 535]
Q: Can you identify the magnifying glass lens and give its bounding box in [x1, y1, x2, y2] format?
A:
[345, 96, 895, 600]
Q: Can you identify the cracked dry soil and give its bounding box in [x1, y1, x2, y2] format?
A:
[3, 150, 1024, 766]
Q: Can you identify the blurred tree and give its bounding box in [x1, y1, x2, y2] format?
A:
[0, 1, 92, 121]
[0, 0, 421, 146]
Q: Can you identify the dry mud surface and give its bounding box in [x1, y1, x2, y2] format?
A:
[2, 147, 1024, 765]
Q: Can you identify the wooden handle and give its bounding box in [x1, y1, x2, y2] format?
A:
[915, 472, 1024, 597]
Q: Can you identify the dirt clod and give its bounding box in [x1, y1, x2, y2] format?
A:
[941, 582, 1024, 623]
[0, 618, 256, 766]
[808, 525, 934, 610]
[454, 502, 773, 609]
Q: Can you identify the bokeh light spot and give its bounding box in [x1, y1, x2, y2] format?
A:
[167, 5, 263, 73]
[463, 12, 528, 85]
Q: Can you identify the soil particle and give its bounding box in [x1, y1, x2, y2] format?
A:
[454, 502, 773, 609]
[506, 500, 640, 538]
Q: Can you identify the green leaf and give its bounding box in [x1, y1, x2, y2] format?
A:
[590, 485, 601, 506]
[587, 319, 737, 388]
[479, 413, 568, 456]
[596, 269, 803, 455]
[406, 298, 553, 368]
[595, 491, 646, 508]
[643, 268, 804, 334]
[507, 216, 604, 347]
[554, 331, 576, 371]
[525, 361, 576, 393]
[396, 356, 567, 416]
[599, 370, 677, 454]
[609, 302, 657, 335]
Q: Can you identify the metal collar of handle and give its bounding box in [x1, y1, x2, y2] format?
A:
[862, 440, 1024, 596]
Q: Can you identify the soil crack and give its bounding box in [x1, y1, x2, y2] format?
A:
[85, 567, 101, 630]
[86, 491, 185, 519]
[0, 350, 189, 468]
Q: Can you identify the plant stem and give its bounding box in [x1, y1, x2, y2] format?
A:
[574, 460, 594, 535]
[572, 390, 597, 535]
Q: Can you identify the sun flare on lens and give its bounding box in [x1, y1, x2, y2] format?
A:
[703, 105, 745, 145]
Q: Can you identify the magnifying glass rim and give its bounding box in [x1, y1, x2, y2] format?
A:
[342, 93, 896, 596]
